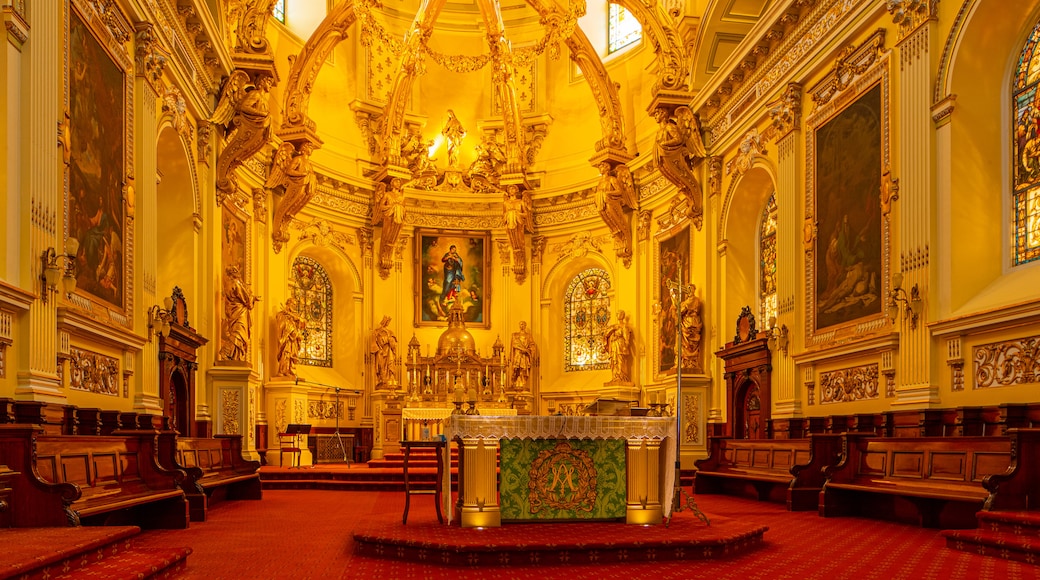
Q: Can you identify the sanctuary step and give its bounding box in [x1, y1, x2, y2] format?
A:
[259, 448, 459, 491]
[0, 526, 191, 580]
[942, 510, 1040, 565]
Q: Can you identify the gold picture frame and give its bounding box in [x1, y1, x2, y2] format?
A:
[805, 31, 891, 347]
[415, 230, 492, 328]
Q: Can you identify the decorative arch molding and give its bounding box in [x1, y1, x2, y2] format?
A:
[154, 119, 201, 218]
[539, 237, 616, 300]
[933, 0, 978, 104]
[285, 237, 364, 296]
[612, 0, 689, 92]
[718, 158, 779, 242]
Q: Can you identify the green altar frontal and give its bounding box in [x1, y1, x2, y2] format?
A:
[444, 415, 676, 527]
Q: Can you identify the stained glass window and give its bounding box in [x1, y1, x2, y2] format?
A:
[1013, 19, 1040, 265]
[608, 3, 641, 54]
[272, 0, 286, 24]
[289, 256, 332, 367]
[565, 268, 612, 371]
[760, 193, 778, 325]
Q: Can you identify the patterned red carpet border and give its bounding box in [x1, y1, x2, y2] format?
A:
[130, 489, 1040, 580]
[353, 511, 767, 566]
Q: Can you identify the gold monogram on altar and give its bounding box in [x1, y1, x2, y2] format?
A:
[527, 441, 597, 514]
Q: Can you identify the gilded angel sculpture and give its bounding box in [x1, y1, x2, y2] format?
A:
[654, 105, 706, 224]
[268, 141, 317, 253]
[209, 70, 274, 203]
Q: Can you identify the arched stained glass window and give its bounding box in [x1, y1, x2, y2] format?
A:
[289, 256, 332, 367]
[760, 193, 778, 325]
[1013, 20, 1040, 265]
[608, 3, 641, 54]
[565, 268, 612, 371]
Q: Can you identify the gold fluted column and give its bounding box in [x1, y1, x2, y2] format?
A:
[19, 0, 64, 402]
[891, 13, 937, 404]
[625, 437, 663, 524]
[458, 436, 501, 527]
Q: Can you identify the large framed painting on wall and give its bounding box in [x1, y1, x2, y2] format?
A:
[805, 36, 890, 345]
[655, 224, 690, 376]
[67, 4, 131, 313]
[415, 230, 491, 328]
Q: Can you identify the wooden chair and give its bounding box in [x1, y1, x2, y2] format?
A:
[278, 432, 302, 468]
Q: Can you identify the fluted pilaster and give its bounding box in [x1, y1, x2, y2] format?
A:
[20, 1, 63, 401]
[773, 131, 799, 412]
[894, 22, 936, 402]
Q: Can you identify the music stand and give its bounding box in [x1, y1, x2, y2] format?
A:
[285, 424, 311, 469]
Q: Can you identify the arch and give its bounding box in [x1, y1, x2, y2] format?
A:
[940, 0, 1040, 311]
[613, 0, 688, 90]
[154, 117, 200, 216]
[155, 126, 199, 308]
[283, 240, 363, 381]
[719, 164, 778, 323]
[540, 245, 616, 299]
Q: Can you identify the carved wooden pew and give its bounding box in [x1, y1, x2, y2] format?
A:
[163, 433, 262, 522]
[694, 434, 843, 510]
[819, 432, 1014, 528]
[0, 425, 188, 528]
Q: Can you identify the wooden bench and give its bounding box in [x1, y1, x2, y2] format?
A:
[819, 432, 1012, 528]
[170, 434, 262, 522]
[0, 425, 188, 528]
[694, 434, 843, 510]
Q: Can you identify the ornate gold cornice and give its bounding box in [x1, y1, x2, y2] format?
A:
[886, 0, 939, 41]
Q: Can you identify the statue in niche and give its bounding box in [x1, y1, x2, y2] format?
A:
[653, 105, 706, 223]
[209, 70, 274, 202]
[221, 265, 260, 361]
[442, 109, 466, 169]
[370, 315, 398, 387]
[680, 286, 703, 373]
[275, 297, 306, 378]
[509, 321, 538, 389]
[604, 310, 633, 383]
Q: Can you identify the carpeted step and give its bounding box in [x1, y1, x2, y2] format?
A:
[0, 526, 191, 580]
[975, 510, 1040, 537]
[50, 546, 192, 580]
[942, 527, 1040, 565]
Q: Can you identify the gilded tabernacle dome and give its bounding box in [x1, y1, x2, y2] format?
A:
[436, 301, 476, 356]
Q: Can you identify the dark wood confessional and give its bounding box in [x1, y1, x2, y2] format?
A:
[157, 287, 209, 437]
[714, 306, 773, 439]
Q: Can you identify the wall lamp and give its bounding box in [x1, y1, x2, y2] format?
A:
[767, 316, 789, 356]
[40, 238, 79, 303]
[147, 297, 174, 341]
[888, 272, 922, 329]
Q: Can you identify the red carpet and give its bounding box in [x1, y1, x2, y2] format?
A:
[131, 489, 1040, 579]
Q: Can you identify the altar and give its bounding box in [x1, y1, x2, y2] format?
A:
[443, 415, 676, 527]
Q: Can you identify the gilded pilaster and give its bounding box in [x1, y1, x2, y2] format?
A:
[134, 31, 161, 415]
[625, 437, 663, 524]
[892, 15, 937, 403]
[20, 0, 63, 401]
[458, 437, 501, 527]
[773, 129, 800, 412]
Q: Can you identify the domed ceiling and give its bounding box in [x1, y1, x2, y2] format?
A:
[241, 0, 773, 274]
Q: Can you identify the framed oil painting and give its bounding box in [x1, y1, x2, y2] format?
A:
[415, 230, 491, 328]
[805, 40, 890, 345]
[655, 224, 690, 376]
[67, 4, 131, 312]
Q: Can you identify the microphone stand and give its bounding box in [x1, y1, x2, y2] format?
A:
[333, 387, 350, 468]
[298, 377, 351, 468]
